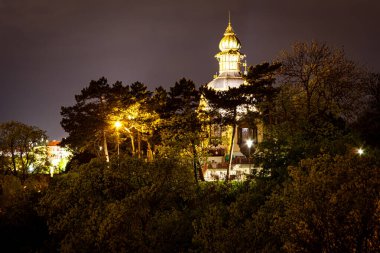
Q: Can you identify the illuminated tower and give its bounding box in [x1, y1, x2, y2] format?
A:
[207, 18, 246, 90]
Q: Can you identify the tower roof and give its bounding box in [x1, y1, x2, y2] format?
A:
[218, 20, 241, 52]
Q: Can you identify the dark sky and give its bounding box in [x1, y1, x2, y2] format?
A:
[1, 0, 379, 140]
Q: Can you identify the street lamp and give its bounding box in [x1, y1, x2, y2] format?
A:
[246, 139, 253, 172]
[357, 147, 364, 156]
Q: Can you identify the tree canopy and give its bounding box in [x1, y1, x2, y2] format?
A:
[0, 121, 48, 179]
[253, 42, 366, 181]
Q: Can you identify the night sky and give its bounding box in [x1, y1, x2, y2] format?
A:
[1, 0, 379, 140]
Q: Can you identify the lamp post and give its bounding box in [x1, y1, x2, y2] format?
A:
[114, 121, 122, 162]
[246, 139, 253, 173]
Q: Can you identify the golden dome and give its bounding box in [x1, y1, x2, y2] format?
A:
[218, 22, 241, 52]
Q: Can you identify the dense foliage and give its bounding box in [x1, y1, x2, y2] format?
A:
[0, 121, 49, 179]
[38, 156, 195, 252]
[0, 175, 50, 252]
[2, 153, 377, 252]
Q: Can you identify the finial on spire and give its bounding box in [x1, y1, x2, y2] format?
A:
[225, 11, 234, 35]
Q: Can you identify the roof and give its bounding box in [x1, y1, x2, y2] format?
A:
[47, 140, 60, 146]
[207, 75, 244, 90]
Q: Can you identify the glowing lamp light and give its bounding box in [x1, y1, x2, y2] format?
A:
[246, 139, 254, 148]
[246, 139, 254, 172]
[114, 121, 122, 129]
[357, 148, 364, 156]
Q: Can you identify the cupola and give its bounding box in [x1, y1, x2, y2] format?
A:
[219, 22, 241, 52]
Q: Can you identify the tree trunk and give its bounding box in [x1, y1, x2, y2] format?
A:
[193, 159, 198, 184]
[10, 149, 17, 175]
[226, 109, 237, 182]
[125, 128, 135, 156]
[147, 141, 153, 161]
[100, 95, 109, 163]
[103, 131, 109, 162]
[20, 151, 27, 182]
[137, 131, 141, 159]
[197, 161, 205, 181]
[191, 141, 205, 183]
[130, 133, 135, 156]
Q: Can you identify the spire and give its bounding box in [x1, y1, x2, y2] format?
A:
[225, 11, 234, 35]
[219, 13, 241, 51]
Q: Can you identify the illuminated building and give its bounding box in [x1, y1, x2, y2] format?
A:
[47, 140, 71, 176]
[203, 18, 263, 181]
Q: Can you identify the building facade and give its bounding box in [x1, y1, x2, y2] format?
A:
[47, 140, 71, 176]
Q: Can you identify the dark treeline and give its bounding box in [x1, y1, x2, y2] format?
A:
[1, 155, 379, 252]
[1, 41, 380, 252]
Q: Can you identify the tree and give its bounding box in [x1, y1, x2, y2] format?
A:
[0, 174, 50, 252]
[277, 41, 364, 122]
[113, 82, 156, 159]
[158, 78, 205, 182]
[253, 42, 364, 180]
[61, 78, 158, 162]
[0, 121, 48, 180]
[244, 62, 282, 125]
[353, 73, 380, 148]
[192, 180, 283, 253]
[61, 77, 113, 160]
[38, 156, 195, 252]
[271, 154, 380, 252]
[200, 62, 281, 181]
[61, 78, 145, 161]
